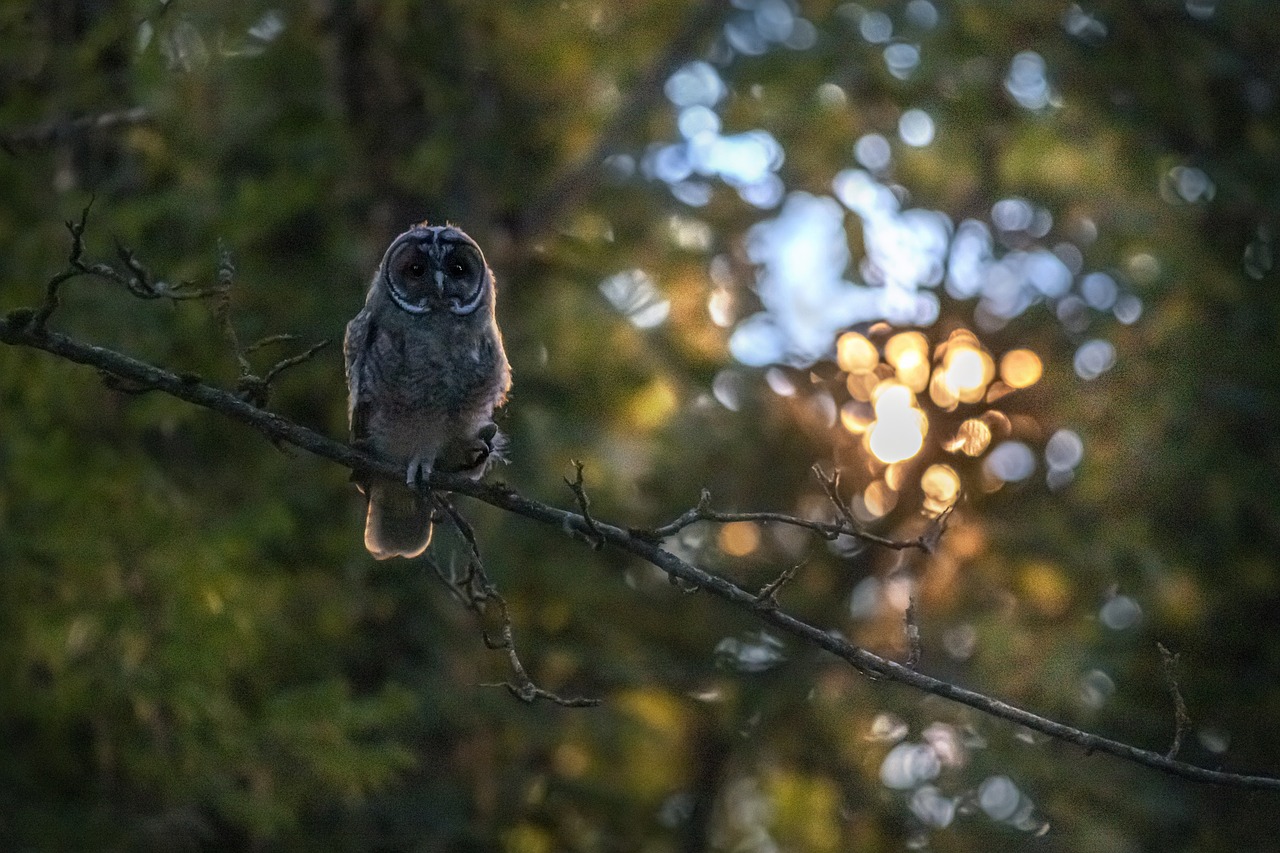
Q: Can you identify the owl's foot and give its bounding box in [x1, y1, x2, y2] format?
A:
[406, 456, 434, 492]
[460, 423, 503, 479]
[470, 423, 499, 466]
[350, 438, 374, 495]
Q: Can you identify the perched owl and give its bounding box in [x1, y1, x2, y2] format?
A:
[345, 223, 511, 559]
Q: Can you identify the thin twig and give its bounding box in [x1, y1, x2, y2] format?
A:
[262, 339, 332, 384]
[565, 459, 606, 549]
[1158, 642, 1192, 760]
[244, 333, 298, 354]
[433, 497, 601, 708]
[641, 479, 924, 551]
[33, 202, 229, 330]
[814, 463, 858, 530]
[904, 596, 922, 670]
[33, 202, 94, 328]
[918, 505, 954, 554]
[754, 559, 805, 610]
[210, 245, 326, 407]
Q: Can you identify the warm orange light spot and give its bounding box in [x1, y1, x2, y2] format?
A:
[1156, 573, 1204, 628]
[847, 370, 879, 402]
[708, 288, 734, 327]
[553, 742, 592, 778]
[929, 369, 959, 411]
[1020, 561, 1071, 618]
[985, 380, 1014, 403]
[885, 332, 928, 366]
[868, 421, 923, 464]
[920, 464, 961, 515]
[719, 521, 761, 557]
[627, 379, 678, 430]
[872, 380, 914, 413]
[868, 381, 927, 463]
[862, 480, 898, 518]
[884, 461, 910, 492]
[837, 332, 880, 375]
[980, 409, 1012, 436]
[942, 347, 994, 403]
[840, 400, 874, 433]
[944, 523, 986, 560]
[898, 363, 930, 393]
[944, 418, 993, 456]
[1000, 349, 1043, 389]
[885, 332, 930, 392]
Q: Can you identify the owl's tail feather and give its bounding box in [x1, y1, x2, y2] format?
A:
[364, 483, 432, 560]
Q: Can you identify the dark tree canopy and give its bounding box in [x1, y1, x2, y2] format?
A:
[2, 1, 1279, 850]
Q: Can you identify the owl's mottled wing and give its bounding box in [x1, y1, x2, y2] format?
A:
[343, 307, 377, 447]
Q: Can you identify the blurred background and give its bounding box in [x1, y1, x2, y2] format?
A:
[2, 0, 1279, 849]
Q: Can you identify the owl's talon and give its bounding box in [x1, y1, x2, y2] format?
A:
[465, 423, 497, 466]
[406, 457, 433, 491]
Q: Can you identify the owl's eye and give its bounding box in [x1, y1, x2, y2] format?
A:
[407, 263, 426, 278]
[449, 261, 467, 277]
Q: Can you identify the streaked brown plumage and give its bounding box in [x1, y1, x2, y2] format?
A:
[345, 223, 510, 559]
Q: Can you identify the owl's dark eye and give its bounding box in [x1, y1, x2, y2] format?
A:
[449, 261, 466, 277]
[407, 262, 426, 278]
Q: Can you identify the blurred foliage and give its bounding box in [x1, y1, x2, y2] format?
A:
[2, 0, 1279, 850]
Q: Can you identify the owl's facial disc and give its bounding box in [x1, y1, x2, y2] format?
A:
[382, 228, 487, 316]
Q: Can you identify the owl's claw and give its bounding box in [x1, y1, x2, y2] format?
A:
[406, 456, 433, 492]
[467, 424, 498, 470]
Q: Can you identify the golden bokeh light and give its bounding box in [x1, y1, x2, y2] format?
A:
[941, 346, 995, 403]
[627, 378, 678, 431]
[884, 461, 910, 492]
[719, 521, 761, 557]
[861, 480, 898, 519]
[885, 331, 930, 392]
[885, 331, 928, 365]
[869, 420, 924, 464]
[928, 368, 959, 411]
[872, 380, 915, 415]
[1000, 348, 1043, 389]
[920, 464, 961, 515]
[867, 380, 927, 463]
[1019, 561, 1072, 619]
[980, 409, 1012, 437]
[840, 400, 874, 434]
[985, 380, 1014, 403]
[707, 287, 734, 327]
[943, 417, 993, 456]
[846, 368, 882, 402]
[553, 741, 593, 779]
[837, 332, 880, 375]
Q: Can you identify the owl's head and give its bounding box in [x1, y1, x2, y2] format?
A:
[377, 224, 491, 316]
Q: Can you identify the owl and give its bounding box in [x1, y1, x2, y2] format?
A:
[345, 223, 511, 559]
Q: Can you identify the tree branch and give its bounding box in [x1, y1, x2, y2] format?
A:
[429, 497, 600, 708]
[0, 106, 152, 155]
[640, 484, 927, 551]
[4, 312, 1280, 792]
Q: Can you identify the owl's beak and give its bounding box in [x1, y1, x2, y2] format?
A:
[434, 270, 446, 294]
